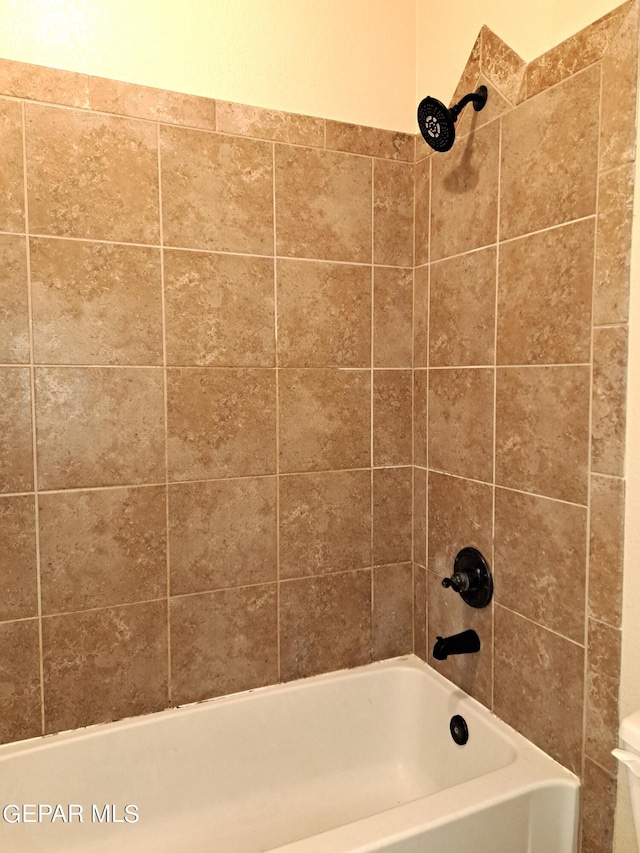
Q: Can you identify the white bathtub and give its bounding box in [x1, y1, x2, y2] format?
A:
[0, 656, 578, 852]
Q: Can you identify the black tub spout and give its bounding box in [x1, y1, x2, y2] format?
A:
[432, 629, 480, 661]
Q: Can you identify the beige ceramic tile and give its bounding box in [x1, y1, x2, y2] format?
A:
[589, 474, 624, 627]
[42, 601, 168, 733]
[494, 605, 584, 773]
[600, 1, 639, 172]
[280, 570, 372, 680]
[494, 488, 587, 642]
[581, 758, 617, 853]
[39, 486, 167, 615]
[428, 368, 494, 482]
[522, 5, 627, 100]
[430, 247, 496, 366]
[277, 259, 370, 368]
[495, 366, 590, 504]
[0, 619, 42, 744]
[480, 27, 526, 105]
[161, 126, 273, 255]
[164, 250, 275, 367]
[279, 470, 371, 579]
[373, 467, 412, 566]
[431, 120, 500, 261]
[31, 239, 163, 365]
[217, 101, 323, 146]
[0, 235, 29, 363]
[89, 77, 216, 130]
[586, 619, 621, 774]
[0, 367, 34, 494]
[592, 326, 628, 477]
[170, 585, 277, 704]
[373, 370, 412, 466]
[373, 563, 413, 660]
[0, 98, 24, 234]
[36, 367, 165, 490]
[414, 371, 428, 468]
[374, 267, 413, 367]
[0, 495, 37, 621]
[325, 121, 414, 161]
[278, 369, 370, 473]
[167, 368, 276, 481]
[275, 145, 372, 263]
[414, 565, 427, 660]
[428, 570, 493, 707]
[413, 469, 427, 567]
[169, 477, 276, 595]
[414, 156, 430, 267]
[0, 58, 89, 107]
[26, 104, 159, 243]
[414, 265, 429, 367]
[455, 76, 512, 139]
[595, 164, 634, 325]
[428, 471, 493, 578]
[374, 160, 414, 267]
[500, 66, 599, 241]
[498, 220, 593, 365]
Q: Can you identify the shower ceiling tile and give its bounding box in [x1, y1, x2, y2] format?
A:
[373, 160, 414, 267]
[277, 259, 370, 368]
[589, 474, 625, 628]
[430, 120, 499, 261]
[494, 605, 584, 774]
[372, 466, 412, 567]
[430, 247, 496, 367]
[0, 367, 34, 494]
[495, 365, 590, 504]
[500, 65, 599, 241]
[164, 250, 275, 367]
[170, 585, 277, 705]
[0, 235, 29, 364]
[591, 325, 628, 477]
[594, 164, 634, 325]
[373, 370, 412, 466]
[0, 619, 41, 744]
[169, 477, 276, 595]
[31, 239, 163, 366]
[497, 219, 594, 365]
[427, 471, 493, 578]
[166, 368, 276, 481]
[0, 495, 37, 622]
[39, 486, 167, 615]
[161, 126, 273, 255]
[279, 470, 371, 579]
[275, 146, 371, 263]
[278, 369, 370, 473]
[279, 570, 372, 681]
[217, 101, 323, 147]
[494, 488, 587, 643]
[26, 105, 159, 244]
[35, 367, 165, 491]
[42, 601, 168, 734]
[0, 98, 25, 234]
[427, 368, 494, 482]
[374, 267, 413, 368]
[372, 563, 413, 660]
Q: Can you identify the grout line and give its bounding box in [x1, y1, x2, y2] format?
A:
[272, 141, 281, 682]
[21, 99, 45, 736]
[427, 467, 590, 508]
[430, 362, 592, 370]
[370, 157, 375, 628]
[493, 602, 587, 649]
[411, 149, 417, 653]
[157, 121, 172, 705]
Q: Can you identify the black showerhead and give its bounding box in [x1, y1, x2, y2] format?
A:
[417, 85, 488, 152]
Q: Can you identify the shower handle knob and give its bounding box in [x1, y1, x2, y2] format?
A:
[441, 548, 493, 609]
[442, 573, 470, 593]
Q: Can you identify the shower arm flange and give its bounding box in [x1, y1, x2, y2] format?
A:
[449, 86, 488, 122]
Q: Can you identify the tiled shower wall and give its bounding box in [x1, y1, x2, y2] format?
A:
[0, 60, 416, 740]
[411, 3, 637, 851]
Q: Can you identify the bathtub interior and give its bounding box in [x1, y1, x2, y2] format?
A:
[0, 657, 577, 852]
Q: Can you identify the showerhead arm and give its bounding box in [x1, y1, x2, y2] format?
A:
[449, 87, 488, 121]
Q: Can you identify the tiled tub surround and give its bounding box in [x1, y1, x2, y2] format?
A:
[412, 3, 637, 852]
[0, 63, 416, 743]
